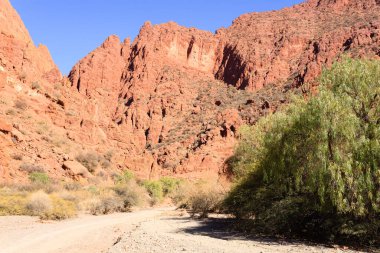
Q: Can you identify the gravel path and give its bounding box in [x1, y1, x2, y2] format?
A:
[0, 209, 163, 253]
[108, 209, 360, 253]
[0, 208, 362, 253]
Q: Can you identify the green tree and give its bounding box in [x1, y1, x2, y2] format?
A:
[225, 58, 380, 244]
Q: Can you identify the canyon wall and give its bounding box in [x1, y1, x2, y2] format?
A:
[0, 0, 379, 182]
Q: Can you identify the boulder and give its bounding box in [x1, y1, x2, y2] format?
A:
[62, 161, 90, 178]
[11, 129, 25, 142]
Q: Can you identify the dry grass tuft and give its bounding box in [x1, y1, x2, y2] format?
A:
[26, 191, 52, 216]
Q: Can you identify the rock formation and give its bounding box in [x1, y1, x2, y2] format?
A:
[0, 0, 61, 84]
[67, 0, 379, 179]
[0, 0, 379, 182]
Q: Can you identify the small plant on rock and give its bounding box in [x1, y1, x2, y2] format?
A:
[14, 99, 28, 110]
[31, 82, 41, 90]
[20, 163, 44, 173]
[29, 172, 50, 185]
[76, 152, 100, 173]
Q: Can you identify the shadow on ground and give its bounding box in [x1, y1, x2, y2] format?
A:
[168, 216, 376, 252]
[164, 216, 321, 248]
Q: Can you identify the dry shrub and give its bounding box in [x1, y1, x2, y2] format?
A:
[20, 163, 44, 173]
[84, 182, 147, 215]
[76, 152, 100, 173]
[113, 181, 148, 209]
[12, 154, 23, 161]
[14, 99, 28, 110]
[26, 191, 52, 216]
[63, 182, 82, 191]
[176, 182, 225, 219]
[0, 190, 28, 216]
[87, 193, 124, 215]
[43, 195, 77, 220]
[57, 190, 78, 202]
[25, 191, 76, 220]
[91, 198, 123, 215]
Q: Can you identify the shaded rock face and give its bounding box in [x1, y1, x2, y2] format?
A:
[0, 0, 61, 83]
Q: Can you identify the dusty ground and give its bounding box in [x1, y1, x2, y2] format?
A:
[0, 208, 363, 253]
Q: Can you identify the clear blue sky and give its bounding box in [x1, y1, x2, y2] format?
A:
[11, 0, 304, 75]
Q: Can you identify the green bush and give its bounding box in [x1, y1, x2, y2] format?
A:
[114, 170, 135, 185]
[224, 58, 380, 246]
[143, 180, 163, 205]
[29, 172, 50, 185]
[159, 177, 182, 196]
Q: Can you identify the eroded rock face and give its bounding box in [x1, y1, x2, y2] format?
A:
[68, 35, 130, 128]
[216, 0, 380, 90]
[0, 0, 61, 83]
[66, 0, 380, 179]
[1, 0, 379, 182]
[305, 0, 380, 10]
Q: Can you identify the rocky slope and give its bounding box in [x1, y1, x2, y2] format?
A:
[0, 0, 61, 84]
[0, 0, 379, 183]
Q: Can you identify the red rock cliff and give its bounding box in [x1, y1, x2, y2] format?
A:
[0, 0, 61, 83]
[67, 0, 380, 178]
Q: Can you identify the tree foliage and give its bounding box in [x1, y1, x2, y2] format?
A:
[224, 58, 380, 245]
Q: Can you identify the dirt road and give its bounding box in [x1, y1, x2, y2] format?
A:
[0, 208, 361, 253]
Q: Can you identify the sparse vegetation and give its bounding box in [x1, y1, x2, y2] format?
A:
[76, 152, 100, 173]
[0, 190, 28, 216]
[29, 172, 50, 185]
[31, 82, 41, 90]
[5, 109, 16, 116]
[114, 170, 135, 184]
[14, 99, 28, 110]
[35, 121, 50, 135]
[113, 182, 146, 209]
[12, 154, 23, 161]
[76, 151, 115, 173]
[20, 163, 45, 173]
[0, 178, 147, 220]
